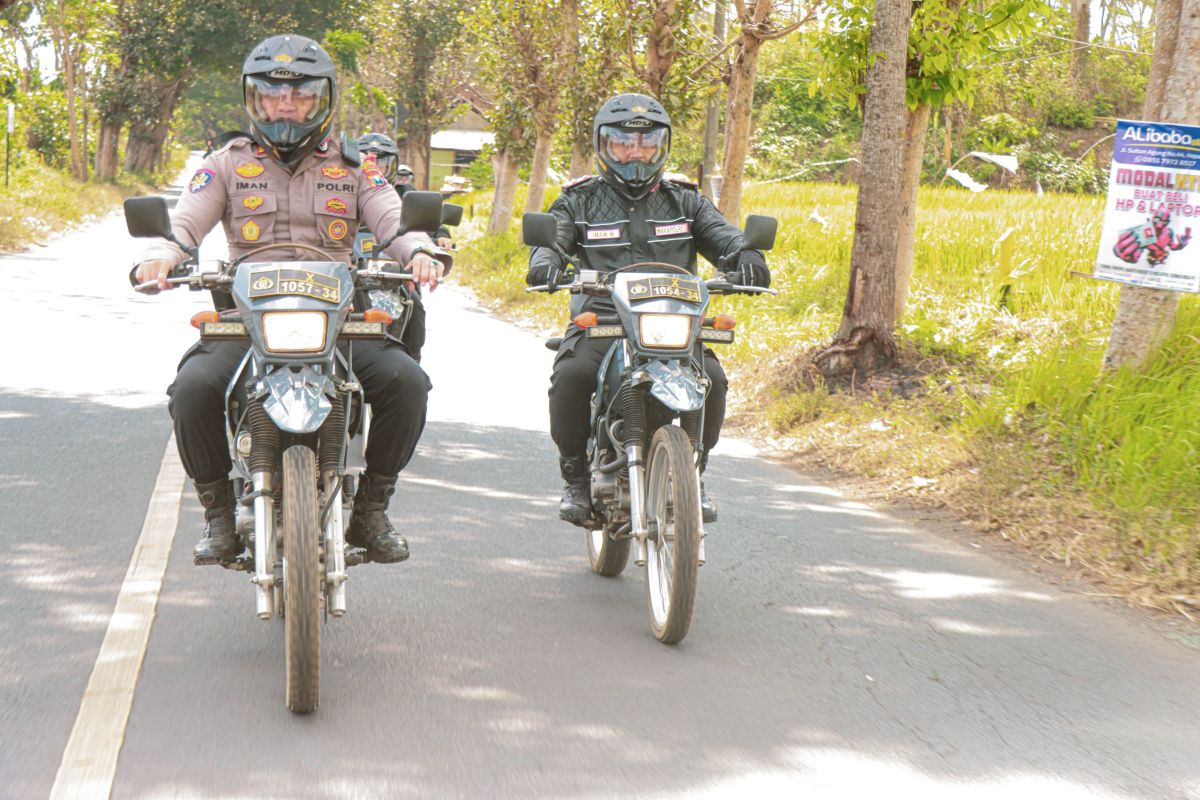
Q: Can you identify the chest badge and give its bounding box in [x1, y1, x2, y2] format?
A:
[241, 220, 262, 242]
[322, 166, 348, 179]
[327, 220, 348, 240]
[243, 195, 264, 211]
[235, 161, 265, 178]
[586, 227, 621, 241]
[654, 222, 690, 237]
[325, 198, 349, 215]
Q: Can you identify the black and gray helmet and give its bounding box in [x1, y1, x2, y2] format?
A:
[357, 132, 401, 182]
[242, 35, 336, 167]
[593, 93, 671, 201]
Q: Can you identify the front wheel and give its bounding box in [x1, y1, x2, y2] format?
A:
[643, 425, 701, 644]
[282, 445, 321, 713]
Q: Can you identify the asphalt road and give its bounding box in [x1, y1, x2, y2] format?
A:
[1, 161, 1198, 799]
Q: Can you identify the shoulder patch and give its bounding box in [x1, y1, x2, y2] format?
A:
[339, 134, 361, 167]
[664, 173, 699, 190]
[212, 132, 254, 157]
[562, 174, 595, 191]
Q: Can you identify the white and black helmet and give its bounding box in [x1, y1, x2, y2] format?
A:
[357, 132, 401, 182]
[593, 93, 671, 201]
[242, 34, 336, 167]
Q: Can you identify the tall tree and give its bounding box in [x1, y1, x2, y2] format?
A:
[717, 0, 816, 222]
[818, 0, 1047, 323]
[1102, 0, 1198, 371]
[813, 0, 911, 378]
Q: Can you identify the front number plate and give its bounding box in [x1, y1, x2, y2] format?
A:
[248, 268, 341, 304]
[626, 275, 701, 304]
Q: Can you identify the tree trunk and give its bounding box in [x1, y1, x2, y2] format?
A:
[717, 32, 764, 222]
[124, 119, 172, 173]
[700, 1, 727, 200]
[643, 0, 678, 98]
[894, 102, 932, 322]
[1102, 0, 1195, 372]
[525, 126, 554, 213]
[1071, 0, 1091, 85]
[569, 142, 591, 179]
[94, 119, 122, 181]
[814, 0, 911, 380]
[64, 51, 82, 180]
[413, 130, 432, 190]
[487, 147, 519, 235]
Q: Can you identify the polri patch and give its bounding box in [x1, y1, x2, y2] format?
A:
[325, 198, 348, 215]
[241, 220, 261, 241]
[587, 227, 621, 241]
[243, 196, 264, 211]
[327, 219, 348, 240]
[654, 222, 690, 237]
[189, 169, 214, 193]
[235, 161, 265, 178]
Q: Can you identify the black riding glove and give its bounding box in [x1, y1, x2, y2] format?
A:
[526, 260, 574, 291]
[722, 250, 771, 288]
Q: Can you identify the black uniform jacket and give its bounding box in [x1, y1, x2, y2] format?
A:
[528, 176, 746, 316]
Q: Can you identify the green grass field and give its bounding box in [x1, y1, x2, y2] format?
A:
[454, 181, 1200, 594]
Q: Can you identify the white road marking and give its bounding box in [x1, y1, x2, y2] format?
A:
[49, 437, 185, 800]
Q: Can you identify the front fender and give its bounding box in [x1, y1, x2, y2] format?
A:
[262, 366, 335, 433]
[637, 360, 706, 412]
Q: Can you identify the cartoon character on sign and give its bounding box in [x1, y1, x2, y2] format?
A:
[1113, 209, 1192, 266]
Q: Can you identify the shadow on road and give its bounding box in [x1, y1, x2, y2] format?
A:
[108, 420, 1200, 799]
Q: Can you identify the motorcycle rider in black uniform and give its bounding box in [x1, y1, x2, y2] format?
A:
[356, 132, 454, 363]
[526, 93, 771, 527]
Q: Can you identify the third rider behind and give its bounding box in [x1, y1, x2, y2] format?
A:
[526, 93, 771, 528]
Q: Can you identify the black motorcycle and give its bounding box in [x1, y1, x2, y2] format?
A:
[524, 211, 777, 643]
[127, 192, 443, 712]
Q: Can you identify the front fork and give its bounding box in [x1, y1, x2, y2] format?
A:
[251, 470, 277, 620]
[323, 472, 348, 617]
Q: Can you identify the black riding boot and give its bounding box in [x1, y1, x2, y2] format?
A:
[192, 478, 241, 565]
[558, 454, 593, 527]
[346, 471, 410, 563]
[698, 452, 718, 524]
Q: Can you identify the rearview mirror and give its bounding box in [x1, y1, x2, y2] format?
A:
[398, 191, 444, 235]
[441, 203, 463, 228]
[124, 196, 173, 239]
[742, 215, 777, 251]
[522, 213, 558, 248]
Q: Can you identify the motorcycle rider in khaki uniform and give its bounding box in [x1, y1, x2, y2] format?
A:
[134, 34, 450, 566]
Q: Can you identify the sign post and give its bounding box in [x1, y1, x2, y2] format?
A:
[1093, 119, 1200, 292]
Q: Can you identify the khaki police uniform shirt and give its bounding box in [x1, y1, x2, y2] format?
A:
[137, 136, 447, 270]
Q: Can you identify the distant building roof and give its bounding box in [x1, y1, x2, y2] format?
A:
[431, 129, 495, 153]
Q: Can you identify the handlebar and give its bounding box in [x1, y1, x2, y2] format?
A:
[525, 277, 777, 296]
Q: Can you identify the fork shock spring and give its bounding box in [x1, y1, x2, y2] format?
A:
[247, 400, 278, 473]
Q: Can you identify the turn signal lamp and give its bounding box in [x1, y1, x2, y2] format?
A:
[573, 312, 599, 329]
[191, 310, 219, 328]
[712, 315, 736, 331]
[363, 308, 393, 325]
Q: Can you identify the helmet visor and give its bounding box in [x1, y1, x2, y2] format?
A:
[598, 125, 669, 168]
[244, 76, 332, 146]
[367, 152, 399, 182]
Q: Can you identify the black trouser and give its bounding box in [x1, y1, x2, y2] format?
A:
[399, 294, 426, 363]
[167, 339, 431, 483]
[548, 329, 727, 457]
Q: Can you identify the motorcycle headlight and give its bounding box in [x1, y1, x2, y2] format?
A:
[638, 314, 692, 349]
[262, 311, 328, 353]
